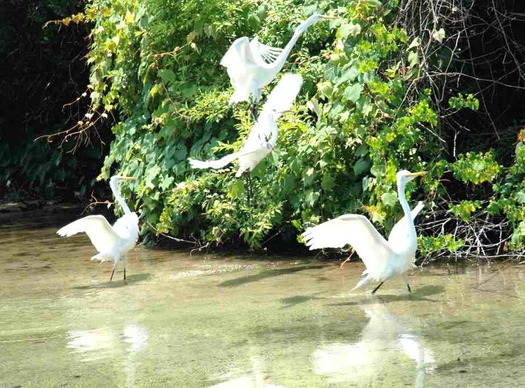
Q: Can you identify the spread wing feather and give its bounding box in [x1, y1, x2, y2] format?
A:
[220, 37, 252, 70]
[302, 214, 392, 271]
[260, 73, 303, 120]
[188, 153, 240, 170]
[57, 215, 118, 254]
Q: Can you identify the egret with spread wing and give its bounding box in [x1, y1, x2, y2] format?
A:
[57, 175, 139, 281]
[221, 14, 333, 105]
[302, 170, 426, 294]
[189, 73, 303, 177]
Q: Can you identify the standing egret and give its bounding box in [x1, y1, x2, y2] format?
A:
[221, 14, 333, 105]
[302, 170, 426, 294]
[339, 201, 424, 269]
[188, 73, 303, 177]
[57, 175, 139, 281]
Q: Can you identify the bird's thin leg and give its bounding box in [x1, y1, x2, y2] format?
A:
[402, 274, 411, 293]
[371, 281, 385, 295]
[110, 260, 118, 282]
[124, 257, 127, 281]
[249, 102, 258, 121]
[340, 250, 355, 269]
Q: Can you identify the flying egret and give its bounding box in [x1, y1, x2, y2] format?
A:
[57, 175, 139, 281]
[302, 170, 426, 294]
[221, 14, 333, 105]
[188, 73, 303, 177]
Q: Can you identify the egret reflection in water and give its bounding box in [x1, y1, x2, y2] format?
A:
[210, 352, 284, 388]
[67, 324, 149, 387]
[312, 302, 435, 387]
[67, 324, 148, 356]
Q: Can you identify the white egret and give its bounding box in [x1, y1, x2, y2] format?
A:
[302, 170, 426, 294]
[339, 201, 424, 269]
[57, 175, 139, 281]
[221, 14, 333, 105]
[188, 73, 303, 177]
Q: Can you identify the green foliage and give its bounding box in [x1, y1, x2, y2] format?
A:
[448, 94, 480, 111]
[450, 151, 501, 185]
[448, 200, 482, 222]
[419, 234, 465, 257]
[80, 0, 525, 255]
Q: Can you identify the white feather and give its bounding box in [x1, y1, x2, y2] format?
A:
[57, 215, 118, 255]
[302, 215, 391, 279]
[188, 74, 302, 176]
[57, 176, 139, 280]
[301, 171, 425, 292]
[221, 15, 326, 103]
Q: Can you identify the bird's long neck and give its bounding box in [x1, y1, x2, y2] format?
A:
[110, 179, 132, 215]
[273, 18, 318, 70]
[397, 180, 413, 227]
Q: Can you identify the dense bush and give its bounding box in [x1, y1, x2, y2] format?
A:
[59, 0, 525, 258]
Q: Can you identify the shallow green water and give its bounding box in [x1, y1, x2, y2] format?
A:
[1, 209, 525, 387]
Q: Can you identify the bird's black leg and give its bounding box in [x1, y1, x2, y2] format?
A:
[249, 102, 258, 121]
[110, 268, 115, 282]
[124, 268, 127, 281]
[371, 281, 385, 295]
[402, 274, 411, 293]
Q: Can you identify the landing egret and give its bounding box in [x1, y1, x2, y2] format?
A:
[57, 175, 139, 281]
[302, 170, 426, 294]
[221, 14, 333, 105]
[188, 73, 303, 177]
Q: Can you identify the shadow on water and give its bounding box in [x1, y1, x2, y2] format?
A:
[328, 285, 446, 307]
[217, 265, 325, 288]
[279, 292, 327, 309]
[73, 273, 152, 290]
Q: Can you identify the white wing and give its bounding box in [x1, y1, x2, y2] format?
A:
[188, 152, 240, 170]
[57, 215, 119, 254]
[260, 73, 303, 120]
[302, 214, 392, 271]
[220, 37, 253, 70]
[249, 36, 283, 66]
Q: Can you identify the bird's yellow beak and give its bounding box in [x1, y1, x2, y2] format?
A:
[319, 15, 338, 20]
[120, 176, 136, 181]
[408, 171, 427, 177]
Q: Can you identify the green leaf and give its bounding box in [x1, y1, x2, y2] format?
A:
[353, 158, 370, 176]
[408, 51, 419, 67]
[321, 173, 335, 190]
[158, 69, 176, 85]
[343, 84, 364, 103]
[515, 191, 525, 204]
[228, 179, 245, 198]
[160, 175, 174, 190]
[381, 191, 398, 207]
